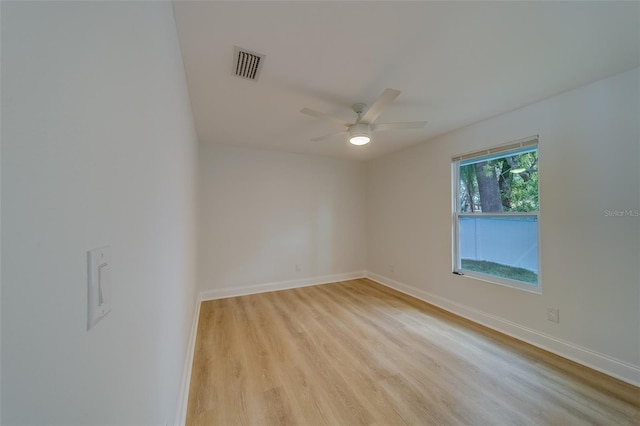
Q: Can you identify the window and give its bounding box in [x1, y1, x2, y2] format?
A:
[453, 137, 540, 292]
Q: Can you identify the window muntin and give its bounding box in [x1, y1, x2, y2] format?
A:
[453, 139, 540, 292]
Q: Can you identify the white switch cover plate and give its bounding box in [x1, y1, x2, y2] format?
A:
[87, 246, 111, 330]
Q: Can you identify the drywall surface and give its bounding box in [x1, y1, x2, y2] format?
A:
[1, 2, 198, 424]
[367, 68, 640, 372]
[0, 2, 3, 420]
[198, 144, 366, 293]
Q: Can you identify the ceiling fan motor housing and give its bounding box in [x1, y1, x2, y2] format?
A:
[349, 123, 371, 145]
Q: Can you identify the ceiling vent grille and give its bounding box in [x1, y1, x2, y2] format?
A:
[233, 46, 264, 81]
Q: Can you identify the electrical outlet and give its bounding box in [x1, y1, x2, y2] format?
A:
[547, 308, 560, 323]
[295, 264, 302, 272]
[389, 265, 395, 273]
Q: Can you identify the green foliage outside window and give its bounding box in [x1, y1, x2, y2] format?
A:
[459, 151, 538, 213]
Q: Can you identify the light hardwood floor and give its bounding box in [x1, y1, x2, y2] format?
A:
[186, 279, 640, 425]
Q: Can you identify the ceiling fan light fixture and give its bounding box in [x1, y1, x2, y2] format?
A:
[350, 136, 370, 146]
[349, 123, 371, 146]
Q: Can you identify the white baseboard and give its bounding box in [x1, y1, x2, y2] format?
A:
[365, 271, 640, 387]
[174, 295, 202, 426]
[199, 271, 367, 301]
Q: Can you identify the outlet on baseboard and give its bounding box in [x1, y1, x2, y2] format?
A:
[295, 264, 302, 272]
[547, 307, 560, 323]
[389, 265, 395, 273]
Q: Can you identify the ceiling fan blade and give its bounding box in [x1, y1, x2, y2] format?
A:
[300, 108, 350, 127]
[310, 131, 348, 142]
[372, 121, 427, 132]
[359, 88, 401, 124]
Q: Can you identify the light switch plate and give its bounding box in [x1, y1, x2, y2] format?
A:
[87, 246, 111, 330]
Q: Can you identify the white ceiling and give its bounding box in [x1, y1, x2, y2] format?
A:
[173, 1, 639, 161]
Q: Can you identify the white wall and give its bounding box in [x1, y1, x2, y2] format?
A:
[0, 3, 3, 421]
[198, 144, 366, 295]
[1, 2, 198, 425]
[367, 68, 640, 382]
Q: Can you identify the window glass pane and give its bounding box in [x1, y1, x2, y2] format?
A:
[458, 149, 538, 213]
[458, 216, 538, 285]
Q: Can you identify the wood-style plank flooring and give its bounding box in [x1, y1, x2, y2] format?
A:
[186, 279, 640, 425]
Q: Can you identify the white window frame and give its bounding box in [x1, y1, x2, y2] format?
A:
[452, 136, 541, 294]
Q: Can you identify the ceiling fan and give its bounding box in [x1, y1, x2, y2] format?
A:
[300, 88, 427, 146]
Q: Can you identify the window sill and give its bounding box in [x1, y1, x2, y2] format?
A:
[453, 269, 542, 295]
